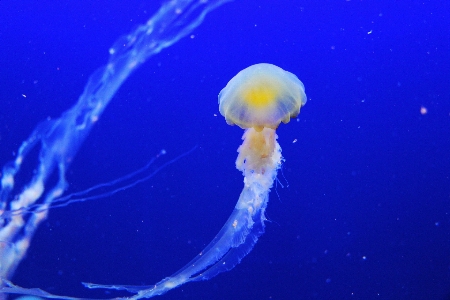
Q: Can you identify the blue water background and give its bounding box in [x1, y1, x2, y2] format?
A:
[0, 1, 449, 299]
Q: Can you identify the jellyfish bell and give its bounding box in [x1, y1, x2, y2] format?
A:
[218, 63, 307, 131]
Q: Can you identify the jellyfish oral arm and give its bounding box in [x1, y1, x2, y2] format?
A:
[82, 127, 281, 299]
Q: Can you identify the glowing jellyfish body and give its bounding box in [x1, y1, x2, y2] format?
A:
[0, 62, 307, 299]
[83, 63, 307, 298]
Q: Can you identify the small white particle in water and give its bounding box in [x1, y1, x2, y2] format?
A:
[420, 106, 428, 115]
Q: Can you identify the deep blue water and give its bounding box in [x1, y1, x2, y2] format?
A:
[0, 1, 449, 299]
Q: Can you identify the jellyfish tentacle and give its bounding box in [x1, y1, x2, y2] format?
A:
[0, 0, 229, 296]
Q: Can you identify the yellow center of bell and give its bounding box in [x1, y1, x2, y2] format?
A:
[241, 83, 279, 108]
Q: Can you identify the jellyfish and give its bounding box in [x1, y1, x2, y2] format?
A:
[79, 63, 307, 299]
[0, 1, 308, 299]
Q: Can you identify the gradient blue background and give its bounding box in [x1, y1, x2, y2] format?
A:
[0, 1, 449, 299]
